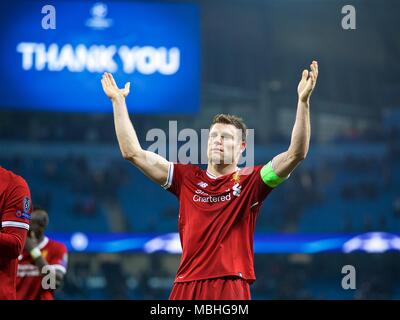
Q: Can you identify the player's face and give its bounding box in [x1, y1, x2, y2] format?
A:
[30, 211, 47, 238]
[208, 123, 244, 166]
[29, 219, 43, 237]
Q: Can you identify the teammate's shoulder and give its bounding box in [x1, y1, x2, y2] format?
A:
[0, 167, 30, 195]
[48, 238, 68, 252]
[13, 175, 30, 189]
[2, 168, 29, 188]
[0, 167, 11, 193]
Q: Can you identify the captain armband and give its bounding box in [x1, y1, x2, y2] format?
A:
[260, 161, 289, 188]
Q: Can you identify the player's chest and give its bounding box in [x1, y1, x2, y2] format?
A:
[183, 176, 249, 206]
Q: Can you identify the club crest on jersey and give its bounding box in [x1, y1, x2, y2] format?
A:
[232, 183, 241, 197]
[197, 181, 208, 188]
[231, 171, 240, 184]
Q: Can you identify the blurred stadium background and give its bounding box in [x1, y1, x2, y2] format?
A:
[1, 0, 400, 299]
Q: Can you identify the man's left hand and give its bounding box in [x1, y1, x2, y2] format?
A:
[298, 60, 318, 103]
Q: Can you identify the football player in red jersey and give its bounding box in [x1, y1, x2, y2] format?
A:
[16, 207, 68, 300]
[0, 167, 32, 300]
[101, 61, 318, 300]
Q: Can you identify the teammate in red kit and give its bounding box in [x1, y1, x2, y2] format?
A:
[16, 207, 68, 300]
[0, 167, 32, 300]
[101, 61, 318, 299]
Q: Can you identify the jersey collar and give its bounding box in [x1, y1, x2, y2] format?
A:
[206, 167, 240, 180]
[38, 236, 49, 250]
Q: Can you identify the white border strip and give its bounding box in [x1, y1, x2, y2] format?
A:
[38, 237, 49, 250]
[162, 162, 174, 189]
[2, 221, 30, 230]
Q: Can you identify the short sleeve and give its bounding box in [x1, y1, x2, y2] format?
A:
[161, 163, 194, 198]
[1, 177, 32, 231]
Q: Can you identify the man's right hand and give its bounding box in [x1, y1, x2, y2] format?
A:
[101, 72, 130, 100]
[24, 231, 39, 253]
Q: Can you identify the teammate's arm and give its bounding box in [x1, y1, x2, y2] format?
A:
[0, 227, 26, 259]
[101, 73, 169, 185]
[269, 61, 318, 180]
[0, 182, 31, 258]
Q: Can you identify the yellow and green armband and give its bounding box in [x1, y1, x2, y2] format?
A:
[260, 161, 288, 188]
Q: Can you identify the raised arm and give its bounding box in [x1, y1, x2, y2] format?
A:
[272, 61, 318, 178]
[101, 73, 169, 185]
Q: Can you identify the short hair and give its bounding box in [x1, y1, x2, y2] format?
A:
[32, 205, 47, 213]
[210, 114, 247, 142]
[32, 205, 49, 227]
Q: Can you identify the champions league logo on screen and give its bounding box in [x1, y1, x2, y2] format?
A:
[342, 232, 400, 253]
[144, 233, 181, 254]
[85, 2, 113, 30]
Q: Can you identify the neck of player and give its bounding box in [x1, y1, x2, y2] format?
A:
[207, 162, 238, 178]
[36, 233, 45, 244]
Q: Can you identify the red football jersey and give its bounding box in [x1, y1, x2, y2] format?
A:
[16, 237, 68, 300]
[0, 167, 32, 300]
[163, 163, 273, 283]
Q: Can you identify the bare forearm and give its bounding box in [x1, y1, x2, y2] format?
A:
[112, 94, 142, 159]
[271, 62, 317, 178]
[288, 99, 311, 159]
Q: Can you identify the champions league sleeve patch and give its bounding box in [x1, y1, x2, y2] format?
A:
[23, 197, 31, 212]
[15, 196, 32, 220]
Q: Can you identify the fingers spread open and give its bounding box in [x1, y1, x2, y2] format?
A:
[105, 73, 112, 86]
[104, 73, 111, 87]
[102, 76, 109, 89]
[312, 61, 318, 77]
[306, 74, 313, 87]
[309, 71, 314, 81]
[105, 73, 113, 87]
[109, 73, 118, 87]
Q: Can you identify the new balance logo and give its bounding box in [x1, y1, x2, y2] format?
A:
[197, 181, 208, 188]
